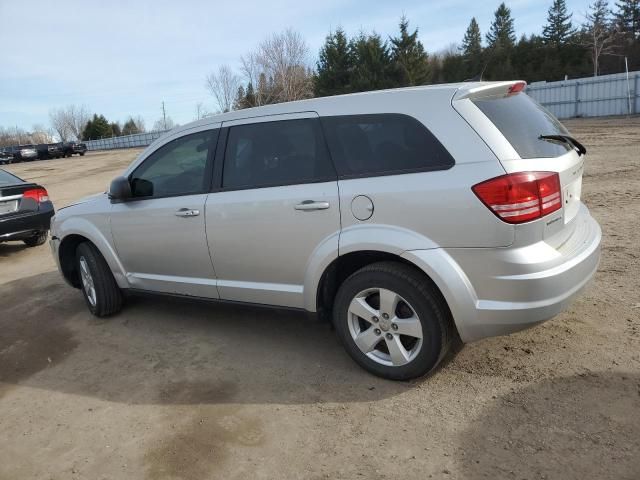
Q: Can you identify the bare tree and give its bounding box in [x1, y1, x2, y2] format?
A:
[582, 0, 620, 76]
[195, 102, 210, 120]
[31, 124, 53, 144]
[49, 105, 90, 141]
[257, 29, 313, 103]
[152, 116, 176, 131]
[205, 65, 240, 113]
[49, 108, 72, 141]
[66, 105, 91, 141]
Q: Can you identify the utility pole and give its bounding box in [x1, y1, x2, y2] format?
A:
[162, 101, 167, 130]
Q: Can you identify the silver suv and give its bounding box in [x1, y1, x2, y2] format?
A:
[50, 81, 601, 380]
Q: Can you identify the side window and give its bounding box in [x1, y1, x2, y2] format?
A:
[130, 129, 217, 198]
[320, 114, 455, 178]
[222, 118, 336, 189]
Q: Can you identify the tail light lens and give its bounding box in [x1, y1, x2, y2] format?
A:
[472, 172, 562, 224]
[23, 187, 49, 203]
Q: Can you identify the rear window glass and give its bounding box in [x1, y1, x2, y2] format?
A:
[321, 114, 454, 178]
[473, 93, 572, 159]
[0, 170, 22, 186]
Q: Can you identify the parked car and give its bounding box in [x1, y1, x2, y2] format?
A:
[36, 143, 64, 160]
[0, 169, 54, 246]
[49, 81, 601, 380]
[13, 145, 38, 162]
[62, 141, 87, 157]
[0, 148, 12, 165]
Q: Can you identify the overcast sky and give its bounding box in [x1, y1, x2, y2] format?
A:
[0, 0, 592, 132]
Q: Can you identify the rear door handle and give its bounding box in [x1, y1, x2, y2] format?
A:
[294, 200, 330, 211]
[175, 208, 200, 217]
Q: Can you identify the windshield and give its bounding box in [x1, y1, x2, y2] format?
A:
[0, 169, 22, 186]
[473, 93, 572, 159]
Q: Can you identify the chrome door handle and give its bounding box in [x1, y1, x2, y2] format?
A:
[175, 208, 200, 217]
[294, 200, 330, 211]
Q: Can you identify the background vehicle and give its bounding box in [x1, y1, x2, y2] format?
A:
[13, 145, 38, 162]
[62, 141, 87, 157]
[49, 81, 600, 380]
[36, 143, 64, 160]
[0, 169, 54, 246]
[0, 149, 12, 165]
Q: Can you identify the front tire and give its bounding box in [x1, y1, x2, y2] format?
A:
[76, 242, 123, 317]
[333, 262, 453, 380]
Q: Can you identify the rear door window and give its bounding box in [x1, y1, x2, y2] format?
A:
[0, 170, 22, 186]
[222, 118, 336, 189]
[320, 114, 454, 178]
[472, 93, 572, 159]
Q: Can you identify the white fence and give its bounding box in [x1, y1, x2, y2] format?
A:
[83, 130, 169, 151]
[527, 70, 640, 119]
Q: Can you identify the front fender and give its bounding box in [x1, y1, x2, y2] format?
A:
[56, 215, 129, 289]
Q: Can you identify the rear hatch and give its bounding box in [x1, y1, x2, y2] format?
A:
[452, 81, 586, 247]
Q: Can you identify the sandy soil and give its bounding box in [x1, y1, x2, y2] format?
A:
[1, 117, 639, 480]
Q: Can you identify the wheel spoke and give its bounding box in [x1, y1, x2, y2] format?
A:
[354, 327, 381, 353]
[385, 334, 411, 366]
[79, 259, 89, 276]
[348, 296, 378, 322]
[393, 316, 422, 339]
[379, 289, 399, 317]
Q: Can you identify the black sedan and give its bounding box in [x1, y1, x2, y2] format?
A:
[0, 169, 55, 247]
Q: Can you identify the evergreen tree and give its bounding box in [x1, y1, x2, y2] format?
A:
[110, 122, 121, 137]
[461, 17, 483, 78]
[315, 27, 354, 96]
[245, 82, 256, 107]
[82, 114, 112, 140]
[486, 3, 517, 48]
[122, 118, 141, 136]
[389, 16, 430, 86]
[614, 0, 640, 38]
[350, 33, 395, 92]
[543, 0, 576, 46]
[233, 85, 247, 110]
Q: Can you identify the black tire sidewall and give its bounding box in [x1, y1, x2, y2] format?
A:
[334, 264, 447, 380]
[76, 244, 101, 315]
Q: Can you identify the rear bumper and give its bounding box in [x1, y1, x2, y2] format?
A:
[0, 204, 54, 240]
[403, 203, 601, 342]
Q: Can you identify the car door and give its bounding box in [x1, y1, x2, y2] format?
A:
[205, 113, 340, 309]
[110, 127, 220, 298]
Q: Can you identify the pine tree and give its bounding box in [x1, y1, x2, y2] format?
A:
[461, 17, 483, 77]
[389, 16, 430, 86]
[614, 0, 640, 37]
[543, 0, 576, 46]
[82, 114, 112, 140]
[122, 118, 141, 136]
[486, 3, 516, 48]
[233, 85, 246, 110]
[350, 33, 395, 92]
[245, 82, 256, 107]
[315, 27, 354, 96]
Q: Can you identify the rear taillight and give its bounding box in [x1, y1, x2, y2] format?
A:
[508, 81, 526, 94]
[23, 187, 49, 203]
[472, 172, 562, 224]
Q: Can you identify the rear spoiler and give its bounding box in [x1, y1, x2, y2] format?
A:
[453, 81, 527, 102]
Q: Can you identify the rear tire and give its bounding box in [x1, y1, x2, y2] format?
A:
[75, 242, 123, 317]
[333, 261, 453, 380]
[23, 231, 48, 247]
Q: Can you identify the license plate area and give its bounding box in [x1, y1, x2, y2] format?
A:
[563, 176, 582, 224]
[0, 200, 18, 215]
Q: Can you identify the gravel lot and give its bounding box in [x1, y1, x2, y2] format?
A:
[1, 116, 639, 480]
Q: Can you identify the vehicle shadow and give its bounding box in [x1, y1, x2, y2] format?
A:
[0, 271, 417, 405]
[0, 242, 28, 258]
[456, 372, 640, 479]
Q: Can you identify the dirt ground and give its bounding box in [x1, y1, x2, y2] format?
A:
[1, 116, 639, 480]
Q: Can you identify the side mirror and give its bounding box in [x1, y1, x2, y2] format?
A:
[108, 176, 132, 201]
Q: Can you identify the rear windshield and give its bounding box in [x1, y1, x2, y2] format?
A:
[473, 93, 572, 159]
[0, 169, 22, 186]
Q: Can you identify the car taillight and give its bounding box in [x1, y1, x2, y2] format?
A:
[508, 81, 526, 94]
[23, 187, 49, 203]
[472, 172, 562, 224]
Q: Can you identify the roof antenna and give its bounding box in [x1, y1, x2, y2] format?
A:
[464, 56, 490, 82]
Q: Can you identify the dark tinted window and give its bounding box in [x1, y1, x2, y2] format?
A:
[130, 129, 216, 198]
[321, 114, 454, 177]
[222, 118, 335, 189]
[0, 169, 22, 186]
[473, 93, 572, 159]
